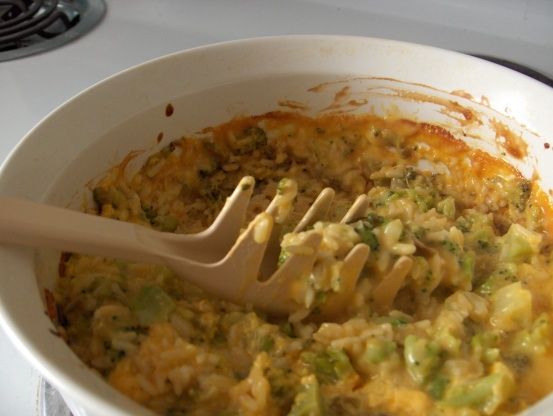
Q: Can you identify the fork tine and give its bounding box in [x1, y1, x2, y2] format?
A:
[261, 180, 298, 278]
[372, 255, 413, 313]
[204, 211, 274, 302]
[200, 176, 255, 251]
[318, 243, 370, 317]
[249, 231, 323, 314]
[265, 179, 297, 224]
[340, 243, 371, 292]
[253, 191, 371, 314]
[340, 194, 370, 224]
[293, 188, 335, 232]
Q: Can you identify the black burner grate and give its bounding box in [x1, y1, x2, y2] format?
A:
[470, 54, 553, 89]
[0, 0, 105, 61]
[0, 0, 79, 48]
[39, 378, 72, 416]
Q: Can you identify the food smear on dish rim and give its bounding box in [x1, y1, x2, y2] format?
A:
[47, 111, 553, 416]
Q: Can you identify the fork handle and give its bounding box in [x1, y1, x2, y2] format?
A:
[0, 197, 165, 264]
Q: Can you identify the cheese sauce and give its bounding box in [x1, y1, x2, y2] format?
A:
[50, 112, 553, 415]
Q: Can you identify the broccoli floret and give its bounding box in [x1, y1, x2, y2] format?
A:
[362, 339, 397, 364]
[384, 188, 435, 212]
[403, 335, 441, 385]
[141, 204, 157, 222]
[153, 215, 179, 232]
[471, 332, 500, 364]
[441, 239, 461, 256]
[473, 234, 497, 252]
[457, 211, 497, 252]
[267, 366, 298, 407]
[432, 325, 462, 356]
[301, 348, 356, 384]
[278, 249, 290, 265]
[353, 224, 379, 251]
[444, 362, 515, 415]
[511, 313, 551, 355]
[371, 189, 400, 208]
[131, 285, 175, 326]
[259, 335, 275, 352]
[365, 212, 385, 228]
[411, 189, 435, 212]
[455, 216, 472, 233]
[460, 251, 476, 284]
[279, 321, 295, 337]
[351, 214, 382, 250]
[510, 179, 532, 212]
[287, 375, 325, 416]
[500, 223, 541, 263]
[490, 282, 533, 331]
[436, 196, 456, 219]
[92, 186, 126, 209]
[233, 126, 268, 154]
[427, 375, 449, 400]
[477, 265, 518, 296]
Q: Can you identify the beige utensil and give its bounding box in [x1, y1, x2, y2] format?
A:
[0, 176, 369, 315]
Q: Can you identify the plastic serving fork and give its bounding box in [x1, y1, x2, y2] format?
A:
[0, 177, 370, 315]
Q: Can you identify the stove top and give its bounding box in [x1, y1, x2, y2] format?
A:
[0, 0, 105, 61]
[0, 1, 551, 415]
[39, 380, 71, 416]
[471, 54, 553, 89]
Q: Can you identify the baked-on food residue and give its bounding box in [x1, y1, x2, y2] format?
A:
[48, 112, 553, 415]
[310, 79, 481, 126]
[165, 103, 174, 117]
[277, 100, 309, 111]
[491, 119, 528, 159]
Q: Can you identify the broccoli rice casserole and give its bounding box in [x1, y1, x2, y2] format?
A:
[48, 112, 553, 415]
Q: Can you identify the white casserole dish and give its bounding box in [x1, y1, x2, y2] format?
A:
[0, 35, 553, 416]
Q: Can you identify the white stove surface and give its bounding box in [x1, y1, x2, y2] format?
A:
[1, 0, 552, 414]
